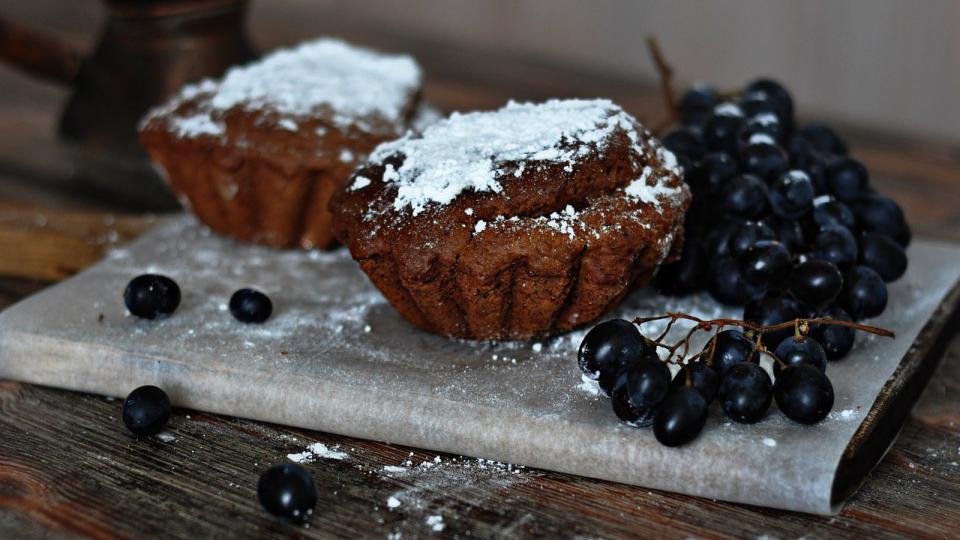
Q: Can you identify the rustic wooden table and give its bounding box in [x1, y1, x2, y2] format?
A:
[1, 3, 959, 538]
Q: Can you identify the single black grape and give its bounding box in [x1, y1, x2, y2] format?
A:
[663, 128, 706, 160]
[671, 360, 720, 403]
[680, 85, 718, 127]
[769, 170, 815, 219]
[229, 288, 273, 323]
[721, 174, 770, 220]
[810, 305, 856, 360]
[704, 221, 739, 257]
[704, 105, 744, 154]
[577, 319, 648, 382]
[739, 91, 785, 124]
[710, 254, 767, 306]
[123, 274, 181, 319]
[739, 240, 792, 289]
[852, 194, 911, 247]
[653, 387, 708, 447]
[655, 242, 707, 295]
[708, 329, 758, 377]
[826, 157, 869, 203]
[257, 463, 317, 524]
[122, 385, 171, 436]
[812, 226, 858, 270]
[728, 221, 777, 258]
[774, 363, 834, 424]
[788, 260, 843, 308]
[744, 79, 794, 123]
[609, 365, 656, 426]
[740, 113, 785, 145]
[858, 232, 908, 282]
[773, 336, 828, 376]
[744, 291, 801, 349]
[719, 362, 773, 424]
[708, 256, 750, 306]
[617, 359, 672, 410]
[741, 141, 789, 183]
[692, 152, 740, 194]
[764, 216, 806, 253]
[810, 197, 856, 232]
[841, 265, 888, 320]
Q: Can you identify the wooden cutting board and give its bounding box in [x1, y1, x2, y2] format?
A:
[1, 215, 958, 515]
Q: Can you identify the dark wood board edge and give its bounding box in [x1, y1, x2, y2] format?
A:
[832, 275, 960, 507]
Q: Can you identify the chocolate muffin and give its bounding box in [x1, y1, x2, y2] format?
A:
[331, 99, 691, 340]
[139, 38, 423, 249]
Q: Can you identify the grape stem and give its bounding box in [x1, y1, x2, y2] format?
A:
[645, 36, 679, 133]
[632, 311, 894, 365]
[645, 36, 744, 133]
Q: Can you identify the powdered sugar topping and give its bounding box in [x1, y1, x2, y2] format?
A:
[364, 99, 682, 216]
[145, 38, 420, 137]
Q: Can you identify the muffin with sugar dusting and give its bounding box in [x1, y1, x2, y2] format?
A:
[139, 38, 424, 249]
[330, 99, 691, 340]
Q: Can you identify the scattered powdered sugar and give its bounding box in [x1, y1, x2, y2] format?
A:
[623, 161, 685, 209]
[146, 38, 420, 137]
[287, 442, 348, 463]
[156, 431, 177, 443]
[349, 176, 372, 191]
[365, 99, 680, 216]
[425, 515, 445, 532]
[577, 373, 602, 396]
[277, 118, 299, 131]
[539, 205, 579, 238]
[829, 409, 861, 422]
[762, 438, 778, 448]
[287, 451, 314, 463]
[169, 114, 224, 138]
[386, 496, 401, 509]
[310, 442, 348, 459]
[380, 455, 531, 503]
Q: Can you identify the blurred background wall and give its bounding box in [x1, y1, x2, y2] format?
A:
[316, 0, 959, 143]
[3, 0, 958, 143]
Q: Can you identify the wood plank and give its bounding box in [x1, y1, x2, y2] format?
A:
[0, 202, 161, 280]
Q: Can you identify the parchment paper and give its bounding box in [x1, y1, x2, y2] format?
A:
[1, 216, 957, 515]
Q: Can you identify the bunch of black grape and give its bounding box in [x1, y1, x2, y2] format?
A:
[578, 315, 864, 447]
[576, 78, 908, 447]
[656, 78, 909, 350]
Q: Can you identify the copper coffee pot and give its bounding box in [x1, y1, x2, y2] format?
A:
[0, 0, 255, 209]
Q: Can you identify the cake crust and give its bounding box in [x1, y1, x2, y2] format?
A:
[331, 99, 690, 340]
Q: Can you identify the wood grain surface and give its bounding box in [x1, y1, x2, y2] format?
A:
[1, 2, 959, 538]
